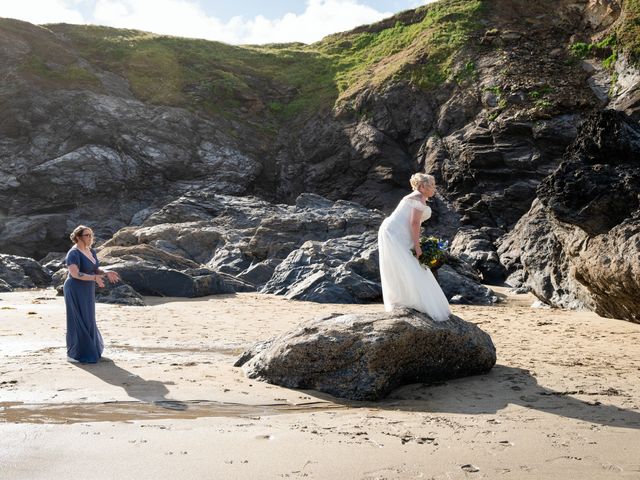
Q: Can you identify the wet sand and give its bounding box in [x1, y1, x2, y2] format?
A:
[1, 288, 640, 479]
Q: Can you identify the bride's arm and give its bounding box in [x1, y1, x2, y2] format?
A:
[410, 207, 422, 257]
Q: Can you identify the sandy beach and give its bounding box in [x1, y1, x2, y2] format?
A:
[1, 288, 639, 479]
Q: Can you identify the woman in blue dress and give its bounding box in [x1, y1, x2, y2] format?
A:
[64, 225, 120, 363]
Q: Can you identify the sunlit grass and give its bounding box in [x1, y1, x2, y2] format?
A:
[616, 0, 640, 64]
[2, 0, 484, 127]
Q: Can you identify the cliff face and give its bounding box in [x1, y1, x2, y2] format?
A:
[0, 0, 638, 320]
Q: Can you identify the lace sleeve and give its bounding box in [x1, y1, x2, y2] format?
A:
[405, 198, 427, 211]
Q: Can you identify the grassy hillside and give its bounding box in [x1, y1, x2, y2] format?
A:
[316, 0, 482, 96]
[32, 0, 482, 123]
[616, 0, 640, 64]
[6, 0, 640, 127]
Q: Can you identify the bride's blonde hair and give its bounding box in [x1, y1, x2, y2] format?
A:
[409, 173, 435, 191]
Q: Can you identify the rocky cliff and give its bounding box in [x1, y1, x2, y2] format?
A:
[0, 0, 638, 320]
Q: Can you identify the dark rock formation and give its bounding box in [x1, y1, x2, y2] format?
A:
[436, 263, 498, 306]
[100, 192, 386, 301]
[14, 191, 495, 305]
[0, 20, 261, 259]
[499, 110, 640, 322]
[96, 284, 145, 307]
[0, 253, 52, 290]
[449, 228, 506, 284]
[235, 308, 496, 401]
[260, 232, 381, 303]
[2, 1, 639, 319]
[100, 192, 493, 304]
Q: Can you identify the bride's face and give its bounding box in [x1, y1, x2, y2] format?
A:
[419, 182, 436, 197]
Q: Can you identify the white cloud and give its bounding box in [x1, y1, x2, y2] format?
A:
[92, 0, 231, 40]
[90, 0, 392, 44]
[408, 0, 438, 7]
[93, 0, 397, 44]
[0, 0, 86, 25]
[0, 0, 399, 45]
[240, 0, 392, 44]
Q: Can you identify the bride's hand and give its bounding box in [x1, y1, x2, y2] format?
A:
[414, 245, 422, 258]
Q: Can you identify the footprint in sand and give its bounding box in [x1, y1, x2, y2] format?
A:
[461, 464, 480, 473]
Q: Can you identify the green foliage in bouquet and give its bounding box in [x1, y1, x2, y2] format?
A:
[412, 236, 449, 270]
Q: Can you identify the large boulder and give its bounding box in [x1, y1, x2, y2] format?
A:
[499, 110, 640, 322]
[236, 308, 496, 400]
[98, 244, 236, 297]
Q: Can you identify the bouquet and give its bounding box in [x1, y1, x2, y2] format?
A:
[412, 236, 449, 270]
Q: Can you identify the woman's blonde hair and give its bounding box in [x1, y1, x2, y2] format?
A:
[69, 225, 93, 244]
[409, 173, 435, 191]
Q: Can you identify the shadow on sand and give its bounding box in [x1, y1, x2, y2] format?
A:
[311, 364, 640, 430]
[74, 358, 187, 411]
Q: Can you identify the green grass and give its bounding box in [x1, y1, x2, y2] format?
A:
[21, 0, 484, 125]
[569, 34, 618, 72]
[0, 18, 100, 89]
[316, 0, 483, 96]
[615, 0, 640, 65]
[23, 54, 100, 87]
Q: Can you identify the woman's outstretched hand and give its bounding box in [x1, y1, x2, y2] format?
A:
[105, 271, 121, 284]
[94, 274, 106, 288]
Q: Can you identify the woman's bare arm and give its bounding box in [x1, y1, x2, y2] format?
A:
[410, 207, 422, 256]
[67, 264, 97, 281]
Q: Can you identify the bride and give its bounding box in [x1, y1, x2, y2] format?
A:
[378, 173, 451, 321]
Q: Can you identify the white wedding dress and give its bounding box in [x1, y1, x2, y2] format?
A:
[378, 196, 451, 321]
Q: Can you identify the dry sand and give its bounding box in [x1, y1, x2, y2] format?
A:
[1, 288, 639, 479]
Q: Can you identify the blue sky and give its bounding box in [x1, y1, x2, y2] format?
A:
[0, 0, 435, 44]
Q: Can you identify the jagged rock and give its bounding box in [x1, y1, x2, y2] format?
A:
[96, 191, 493, 303]
[39, 252, 67, 272]
[0, 20, 261, 258]
[0, 278, 11, 292]
[98, 244, 236, 297]
[52, 260, 234, 299]
[442, 116, 580, 231]
[101, 192, 386, 296]
[450, 228, 506, 283]
[436, 263, 498, 305]
[96, 284, 146, 306]
[0, 254, 52, 290]
[610, 55, 640, 121]
[235, 308, 496, 401]
[584, 0, 621, 29]
[102, 261, 234, 298]
[236, 258, 282, 288]
[498, 199, 593, 309]
[499, 110, 640, 321]
[260, 232, 381, 303]
[538, 111, 639, 236]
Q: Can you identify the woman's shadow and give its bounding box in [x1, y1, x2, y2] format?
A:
[383, 365, 640, 429]
[73, 358, 187, 411]
[315, 365, 640, 430]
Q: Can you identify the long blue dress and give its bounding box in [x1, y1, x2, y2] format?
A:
[64, 247, 103, 363]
